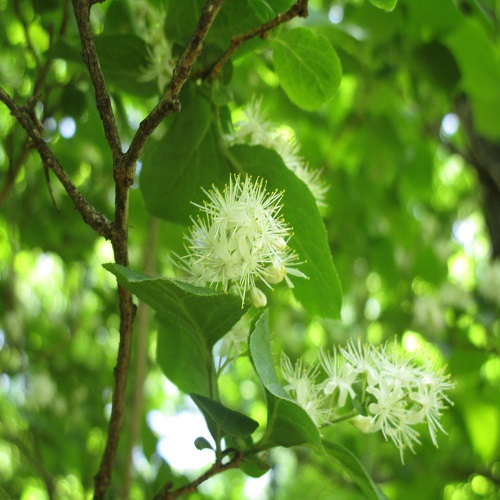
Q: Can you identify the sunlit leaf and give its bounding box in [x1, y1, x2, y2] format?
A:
[272, 27, 342, 110]
[368, 0, 398, 11]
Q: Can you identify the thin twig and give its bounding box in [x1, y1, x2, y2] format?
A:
[71, 0, 122, 163]
[154, 452, 244, 500]
[0, 86, 113, 240]
[200, 0, 309, 81]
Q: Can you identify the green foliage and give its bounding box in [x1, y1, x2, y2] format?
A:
[272, 27, 342, 111]
[2, 0, 500, 498]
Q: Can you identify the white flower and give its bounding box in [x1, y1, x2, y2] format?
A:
[319, 348, 357, 407]
[339, 340, 378, 382]
[179, 175, 306, 307]
[478, 260, 500, 307]
[228, 97, 273, 146]
[227, 97, 328, 207]
[281, 354, 331, 426]
[361, 344, 453, 462]
[365, 376, 421, 462]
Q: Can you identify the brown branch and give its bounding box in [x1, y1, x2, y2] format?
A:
[94, 4, 225, 493]
[200, 0, 309, 82]
[122, 0, 226, 170]
[71, 0, 122, 163]
[154, 451, 244, 500]
[0, 86, 113, 240]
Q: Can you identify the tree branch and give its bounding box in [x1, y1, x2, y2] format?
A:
[71, 0, 122, 163]
[122, 0, 226, 170]
[199, 0, 309, 81]
[0, 86, 113, 240]
[154, 451, 244, 500]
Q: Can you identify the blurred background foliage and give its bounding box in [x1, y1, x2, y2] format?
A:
[1, 0, 500, 498]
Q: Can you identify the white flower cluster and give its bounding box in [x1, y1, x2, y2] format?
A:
[226, 98, 328, 207]
[281, 341, 454, 462]
[179, 175, 306, 307]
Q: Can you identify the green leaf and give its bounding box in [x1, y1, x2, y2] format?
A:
[140, 88, 233, 225]
[104, 263, 247, 395]
[156, 315, 212, 395]
[368, 0, 398, 11]
[230, 145, 342, 319]
[272, 27, 342, 111]
[323, 440, 389, 500]
[194, 436, 214, 451]
[190, 393, 259, 440]
[249, 311, 323, 450]
[94, 35, 158, 98]
[45, 37, 81, 62]
[240, 455, 272, 478]
[247, 0, 275, 22]
[104, 263, 245, 347]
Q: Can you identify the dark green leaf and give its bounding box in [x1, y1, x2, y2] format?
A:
[230, 145, 342, 319]
[323, 440, 389, 500]
[94, 35, 158, 98]
[140, 88, 233, 225]
[194, 436, 214, 451]
[103, 263, 246, 348]
[240, 454, 272, 478]
[249, 311, 323, 450]
[45, 38, 81, 62]
[191, 393, 259, 439]
[272, 27, 342, 111]
[156, 315, 212, 396]
[104, 263, 247, 395]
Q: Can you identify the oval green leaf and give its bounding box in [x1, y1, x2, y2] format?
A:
[272, 27, 342, 111]
[191, 393, 259, 439]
